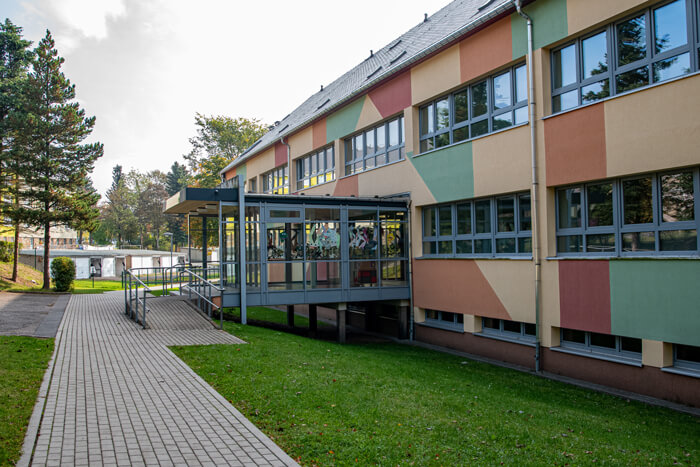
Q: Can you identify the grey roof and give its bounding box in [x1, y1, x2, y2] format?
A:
[20, 249, 186, 257]
[222, 0, 513, 174]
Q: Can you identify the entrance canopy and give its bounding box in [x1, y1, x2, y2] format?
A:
[164, 184, 411, 309]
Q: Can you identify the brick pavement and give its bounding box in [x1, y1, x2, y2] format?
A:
[24, 292, 297, 466]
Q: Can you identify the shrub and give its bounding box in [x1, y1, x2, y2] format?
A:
[0, 241, 12, 262]
[50, 257, 75, 292]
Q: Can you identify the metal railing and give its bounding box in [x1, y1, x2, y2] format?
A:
[123, 270, 152, 328]
[179, 267, 225, 328]
[123, 265, 225, 329]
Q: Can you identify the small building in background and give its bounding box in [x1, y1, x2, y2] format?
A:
[19, 249, 186, 279]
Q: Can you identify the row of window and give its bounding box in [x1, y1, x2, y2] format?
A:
[552, 0, 700, 112]
[556, 168, 699, 255]
[296, 146, 335, 190]
[261, 165, 289, 194]
[422, 192, 532, 257]
[419, 64, 528, 153]
[344, 115, 405, 176]
[424, 314, 700, 372]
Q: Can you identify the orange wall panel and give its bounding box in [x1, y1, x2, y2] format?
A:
[544, 103, 606, 186]
[333, 175, 358, 197]
[459, 17, 513, 84]
[368, 71, 412, 119]
[413, 259, 511, 319]
[312, 118, 327, 150]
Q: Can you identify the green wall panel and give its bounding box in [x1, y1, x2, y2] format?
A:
[326, 96, 365, 143]
[610, 260, 700, 346]
[511, 0, 568, 59]
[237, 164, 247, 182]
[408, 143, 474, 203]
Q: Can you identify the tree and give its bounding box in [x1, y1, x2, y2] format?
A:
[166, 161, 189, 196]
[101, 165, 138, 248]
[13, 30, 103, 288]
[131, 170, 167, 249]
[0, 19, 33, 281]
[184, 113, 267, 188]
[165, 162, 188, 247]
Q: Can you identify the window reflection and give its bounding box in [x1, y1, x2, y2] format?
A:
[654, 0, 687, 53]
[617, 14, 647, 66]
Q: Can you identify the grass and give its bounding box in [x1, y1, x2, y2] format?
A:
[0, 337, 53, 465]
[0, 262, 44, 291]
[173, 323, 700, 466]
[222, 307, 331, 328]
[71, 279, 124, 294]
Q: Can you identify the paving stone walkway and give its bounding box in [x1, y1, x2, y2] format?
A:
[24, 292, 297, 466]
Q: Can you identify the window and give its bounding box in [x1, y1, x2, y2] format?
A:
[556, 168, 699, 255]
[296, 146, 335, 190]
[424, 309, 464, 330]
[248, 178, 257, 193]
[674, 343, 700, 372]
[422, 192, 532, 257]
[552, 0, 698, 113]
[348, 208, 408, 288]
[419, 63, 527, 152]
[344, 115, 405, 175]
[261, 165, 289, 194]
[481, 318, 536, 343]
[560, 328, 642, 362]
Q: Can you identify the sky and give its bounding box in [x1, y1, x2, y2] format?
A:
[2, 0, 452, 196]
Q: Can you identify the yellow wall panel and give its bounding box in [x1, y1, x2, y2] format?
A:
[410, 44, 461, 105]
[475, 260, 535, 324]
[472, 125, 531, 197]
[355, 96, 383, 131]
[605, 76, 700, 177]
[567, 0, 647, 36]
[245, 147, 276, 181]
[288, 126, 313, 159]
[540, 260, 560, 334]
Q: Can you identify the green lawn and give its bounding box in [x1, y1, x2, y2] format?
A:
[0, 337, 53, 465]
[71, 279, 124, 294]
[173, 323, 700, 466]
[222, 307, 330, 328]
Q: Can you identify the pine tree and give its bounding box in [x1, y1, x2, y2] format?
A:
[165, 162, 189, 246]
[14, 30, 103, 288]
[0, 19, 34, 281]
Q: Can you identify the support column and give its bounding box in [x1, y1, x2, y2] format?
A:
[398, 299, 410, 340]
[365, 303, 375, 332]
[308, 304, 318, 337]
[336, 303, 347, 344]
[287, 305, 295, 327]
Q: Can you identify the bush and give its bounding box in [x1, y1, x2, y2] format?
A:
[50, 257, 75, 292]
[0, 241, 12, 262]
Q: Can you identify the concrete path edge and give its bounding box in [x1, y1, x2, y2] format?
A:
[17, 310, 67, 466]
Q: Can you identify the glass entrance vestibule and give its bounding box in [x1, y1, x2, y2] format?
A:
[165, 186, 411, 310]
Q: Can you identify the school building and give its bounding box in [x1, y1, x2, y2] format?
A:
[215, 0, 700, 406]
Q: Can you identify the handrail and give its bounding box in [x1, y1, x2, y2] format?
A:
[122, 265, 226, 330]
[181, 267, 224, 292]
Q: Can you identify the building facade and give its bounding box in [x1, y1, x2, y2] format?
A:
[219, 0, 700, 406]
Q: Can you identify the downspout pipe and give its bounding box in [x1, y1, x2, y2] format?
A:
[513, 0, 541, 373]
[280, 137, 291, 191]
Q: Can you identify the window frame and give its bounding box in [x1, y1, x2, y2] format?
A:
[261, 165, 289, 195]
[423, 309, 464, 331]
[422, 192, 532, 258]
[418, 63, 528, 153]
[555, 167, 700, 256]
[560, 328, 642, 362]
[296, 145, 335, 190]
[481, 318, 536, 344]
[344, 115, 405, 176]
[673, 343, 700, 372]
[551, 0, 700, 113]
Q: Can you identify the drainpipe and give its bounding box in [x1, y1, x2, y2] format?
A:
[407, 198, 414, 341]
[513, 0, 541, 373]
[280, 137, 291, 192]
